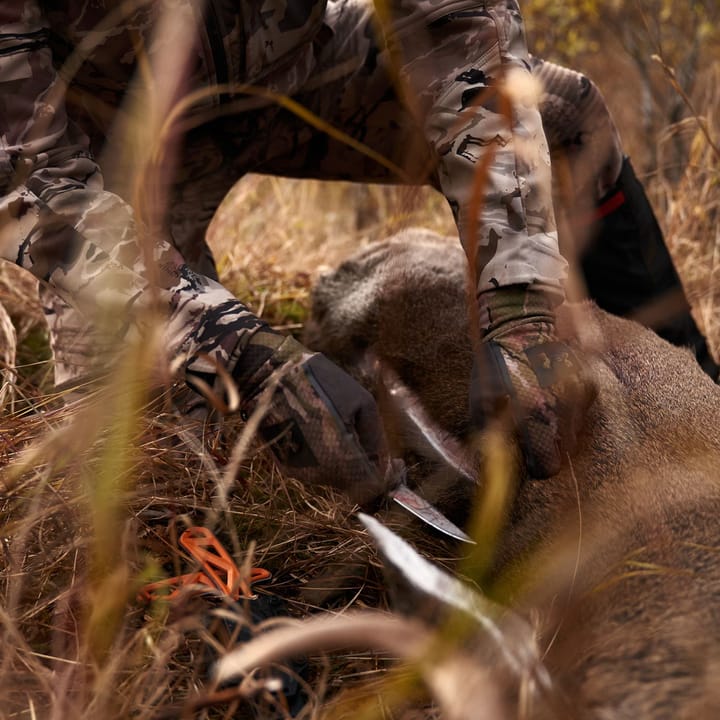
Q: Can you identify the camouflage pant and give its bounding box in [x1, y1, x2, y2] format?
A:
[1, 0, 570, 388]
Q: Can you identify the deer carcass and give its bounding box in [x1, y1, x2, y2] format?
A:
[217, 230, 720, 719]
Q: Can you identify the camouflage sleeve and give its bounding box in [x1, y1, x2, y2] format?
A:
[530, 56, 623, 205]
[0, 1, 270, 384]
[381, 0, 567, 302]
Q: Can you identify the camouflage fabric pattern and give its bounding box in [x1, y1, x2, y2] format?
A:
[39, 288, 95, 389]
[377, 0, 565, 299]
[531, 57, 623, 204]
[1, 0, 574, 375]
[167, 53, 626, 312]
[167, 52, 626, 311]
[0, 0, 270, 387]
[170, 0, 572, 302]
[1, 0, 587, 491]
[472, 285, 595, 478]
[237, 334, 392, 506]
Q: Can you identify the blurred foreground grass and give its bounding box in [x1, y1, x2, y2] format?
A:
[2, 159, 719, 720]
[0, 180, 461, 719]
[1, 11, 720, 719]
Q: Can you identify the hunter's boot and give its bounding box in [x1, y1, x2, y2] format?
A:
[580, 157, 719, 380]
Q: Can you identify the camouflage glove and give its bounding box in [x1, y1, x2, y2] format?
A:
[232, 329, 392, 507]
[470, 286, 595, 478]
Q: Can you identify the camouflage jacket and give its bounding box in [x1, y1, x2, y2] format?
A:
[0, 0, 307, 382]
[42, 0, 329, 140]
[1, 0, 567, 390]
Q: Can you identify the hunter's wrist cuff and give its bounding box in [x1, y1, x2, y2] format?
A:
[477, 284, 558, 334]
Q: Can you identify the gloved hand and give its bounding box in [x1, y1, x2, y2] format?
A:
[230, 329, 393, 507]
[470, 286, 596, 478]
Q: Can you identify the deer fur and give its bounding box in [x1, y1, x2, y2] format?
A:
[303, 230, 720, 719]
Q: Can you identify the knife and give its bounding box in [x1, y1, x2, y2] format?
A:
[374, 362, 477, 544]
[389, 478, 475, 544]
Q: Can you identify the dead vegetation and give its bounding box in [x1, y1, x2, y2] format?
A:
[0, 172, 460, 719]
[3, 162, 720, 718]
[661, 64, 720, 361]
[1, 7, 720, 720]
[0, 343, 463, 718]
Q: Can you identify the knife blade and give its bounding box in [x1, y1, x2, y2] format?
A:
[388, 479, 475, 544]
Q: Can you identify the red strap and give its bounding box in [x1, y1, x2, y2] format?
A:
[595, 189, 626, 220]
[573, 189, 626, 228]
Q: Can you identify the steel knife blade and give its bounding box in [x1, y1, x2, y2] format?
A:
[389, 481, 475, 544]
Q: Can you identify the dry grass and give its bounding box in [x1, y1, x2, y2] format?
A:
[207, 177, 455, 334]
[661, 66, 720, 360]
[2, 10, 720, 719]
[2, 161, 719, 719]
[0, 26, 460, 717]
[0, 372, 462, 718]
